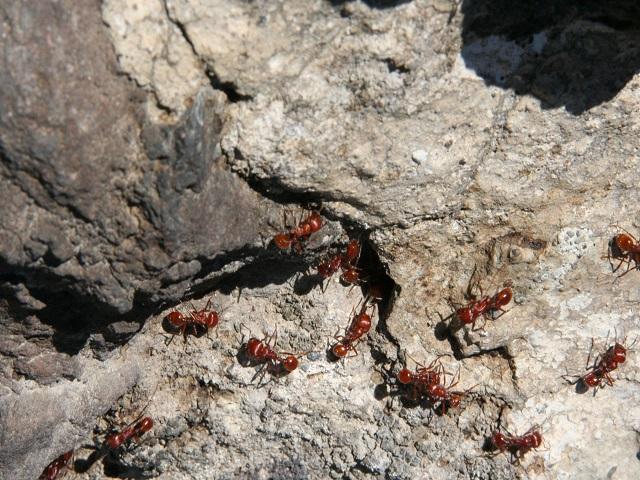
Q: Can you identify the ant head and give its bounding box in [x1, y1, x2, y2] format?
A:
[273, 233, 292, 250]
[105, 432, 124, 450]
[616, 233, 636, 252]
[246, 338, 263, 358]
[397, 368, 413, 384]
[204, 312, 219, 328]
[136, 417, 154, 434]
[491, 431, 509, 450]
[282, 355, 299, 372]
[448, 393, 463, 408]
[456, 307, 473, 325]
[530, 430, 543, 448]
[307, 212, 323, 232]
[166, 311, 184, 326]
[332, 343, 348, 358]
[345, 239, 361, 262]
[341, 268, 360, 285]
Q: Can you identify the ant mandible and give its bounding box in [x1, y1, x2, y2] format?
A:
[331, 298, 374, 359]
[273, 210, 323, 253]
[39, 450, 73, 480]
[490, 426, 543, 462]
[165, 298, 220, 344]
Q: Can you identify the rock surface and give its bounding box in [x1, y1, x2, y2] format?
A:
[2, 1, 640, 479]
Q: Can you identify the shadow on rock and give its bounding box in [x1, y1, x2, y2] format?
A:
[328, 0, 413, 10]
[461, 0, 640, 114]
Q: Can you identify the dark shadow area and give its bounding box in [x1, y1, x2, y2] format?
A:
[561, 374, 590, 394]
[482, 435, 496, 453]
[74, 449, 155, 479]
[0, 260, 160, 357]
[325, 236, 398, 362]
[213, 257, 309, 296]
[102, 454, 156, 479]
[328, 0, 413, 9]
[461, 0, 640, 114]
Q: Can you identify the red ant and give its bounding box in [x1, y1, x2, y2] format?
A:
[606, 228, 640, 278]
[397, 355, 449, 401]
[243, 330, 305, 381]
[317, 239, 364, 285]
[339, 239, 364, 285]
[424, 366, 476, 414]
[104, 416, 154, 451]
[454, 267, 513, 330]
[165, 298, 220, 344]
[39, 450, 73, 480]
[568, 335, 636, 393]
[490, 426, 543, 461]
[331, 299, 374, 358]
[317, 254, 343, 279]
[273, 210, 323, 253]
[455, 286, 512, 329]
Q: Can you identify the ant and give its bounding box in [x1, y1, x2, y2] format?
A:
[339, 239, 364, 286]
[273, 210, 323, 253]
[454, 267, 513, 330]
[104, 416, 154, 451]
[39, 450, 73, 480]
[606, 227, 640, 278]
[317, 239, 364, 286]
[397, 355, 449, 402]
[243, 330, 305, 382]
[490, 426, 543, 461]
[331, 298, 374, 359]
[165, 298, 220, 344]
[567, 335, 636, 393]
[424, 366, 476, 414]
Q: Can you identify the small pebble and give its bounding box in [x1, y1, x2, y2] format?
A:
[411, 149, 428, 164]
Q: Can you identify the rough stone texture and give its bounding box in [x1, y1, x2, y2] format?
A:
[0, 0, 281, 346]
[2, 0, 640, 479]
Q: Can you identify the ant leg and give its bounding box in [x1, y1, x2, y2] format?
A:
[585, 338, 596, 371]
[251, 363, 268, 384]
[165, 333, 177, 346]
[604, 372, 615, 387]
[466, 265, 479, 299]
[472, 316, 487, 331]
[449, 367, 461, 389]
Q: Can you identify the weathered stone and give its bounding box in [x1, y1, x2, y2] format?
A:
[3, 0, 640, 479]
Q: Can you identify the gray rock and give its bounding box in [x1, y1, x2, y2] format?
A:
[3, 1, 640, 479]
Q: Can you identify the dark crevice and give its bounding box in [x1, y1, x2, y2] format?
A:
[203, 67, 253, 103]
[162, 0, 251, 104]
[383, 58, 410, 74]
[327, 0, 414, 10]
[226, 155, 373, 215]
